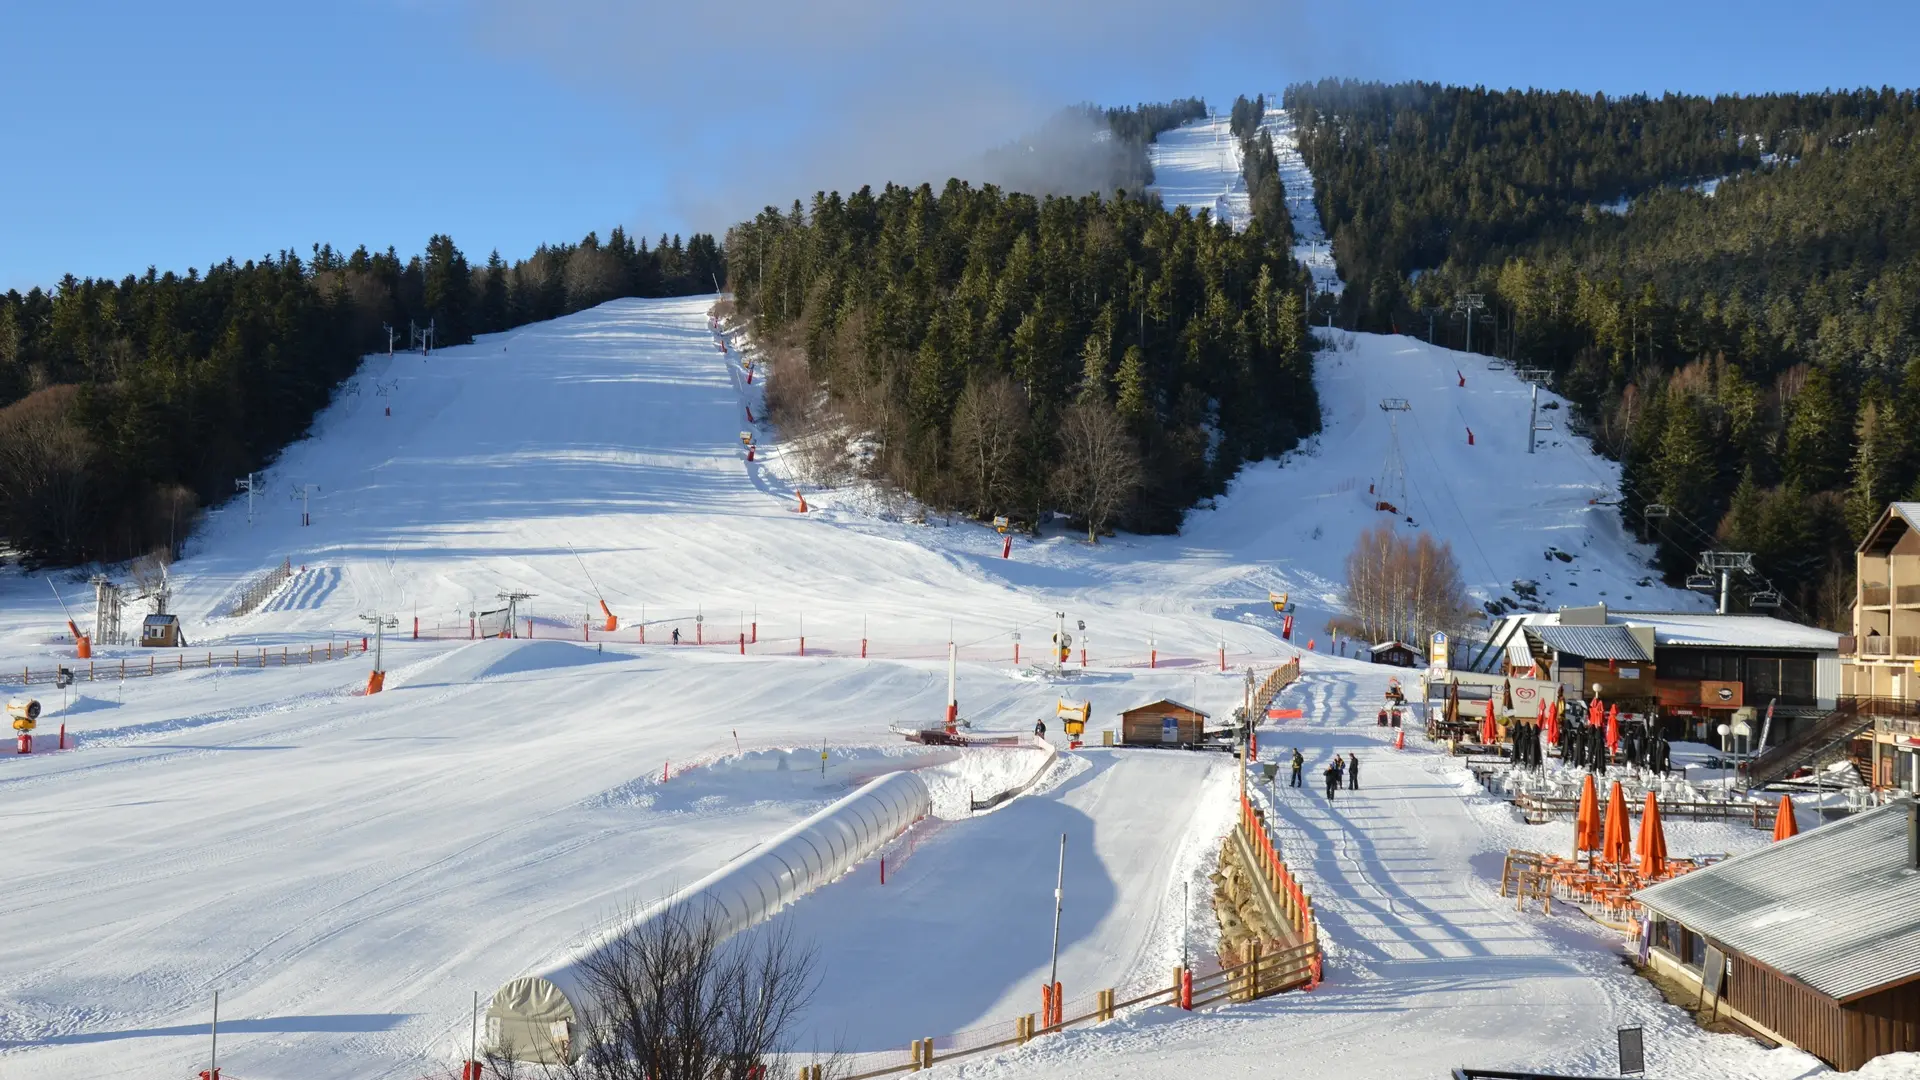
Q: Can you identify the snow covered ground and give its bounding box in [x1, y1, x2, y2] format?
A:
[1144, 113, 1246, 227]
[0, 290, 1795, 1080]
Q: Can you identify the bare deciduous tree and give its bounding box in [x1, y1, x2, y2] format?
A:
[488, 907, 830, 1080]
[1051, 401, 1140, 542]
[949, 376, 1029, 519]
[0, 386, 95, 562]
[1342, 522, 1475, 648]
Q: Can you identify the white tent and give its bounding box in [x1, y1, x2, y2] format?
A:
[488, 769, 931, 1063]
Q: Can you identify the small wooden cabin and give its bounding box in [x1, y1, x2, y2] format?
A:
[140, 613, 183, 648]
[1369, 641, 1421, 668]
[1120, 699, 1209, 747]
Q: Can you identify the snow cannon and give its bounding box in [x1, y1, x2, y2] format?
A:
[9, 698, 40, 754]
[486, 771, 931, 1064]
[1058, 699, 1090, 749]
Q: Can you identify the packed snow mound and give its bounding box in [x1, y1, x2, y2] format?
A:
[398, 638, 631, 688]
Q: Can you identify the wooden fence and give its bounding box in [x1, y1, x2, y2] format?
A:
[3, 641, 367, 688]
[835, 939, 1319, 1079]
[1237, 792, 1324, 985]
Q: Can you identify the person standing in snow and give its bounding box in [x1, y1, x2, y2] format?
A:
[671, 627, 681, 645]
[1330, 753, 1344, 789]
[1323, 760, 1340, 799]
[1290, 748, 1304, 787]
[1347, 754, 1360, 790]
[1034, 718, 1047, 739]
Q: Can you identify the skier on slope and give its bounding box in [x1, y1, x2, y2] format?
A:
[1323, 760, 1340, 800]
[1034, 718, 1047, 739]
[1330, 753, 1345, 790]
[671, 627, 681, 645]
[1290, 748, 1304, 788]
[1347, 754, 1360, 791]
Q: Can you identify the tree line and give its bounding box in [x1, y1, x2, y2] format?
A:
[1285, 79, 1920, 625]
[728, 125, 1317, 538]
[0, 229, 722, 564]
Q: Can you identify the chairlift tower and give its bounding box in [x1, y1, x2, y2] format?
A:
[375, 379, 399, 416]
[1376, 399, 1411, 512]
[291, 483, 320, 527]
[92, 575, 124, 647]
[1690, 551, 1756, 614]
[497, 591, 534, 638]
[1527, 384, 1556, 454]
[1453, 293, 1488, 354]
[235, 472, 257, 525]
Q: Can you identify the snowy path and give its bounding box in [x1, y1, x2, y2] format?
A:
[776, 750, 1230, 1053]
[1147, 115, 1244, 226]
[1265, 109, 1345, 295]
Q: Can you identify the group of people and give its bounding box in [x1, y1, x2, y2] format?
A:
[1523, 711, 1675, 774]
[1285, 748, 1359, 798]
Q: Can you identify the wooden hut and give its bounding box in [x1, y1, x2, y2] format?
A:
[1119, 699, 1209, 747]
[1368, 641, 1421, 668]
[140, 613, 183, 648]
[1634, 799, 1920, 1071]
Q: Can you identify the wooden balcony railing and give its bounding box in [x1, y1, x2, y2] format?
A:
[1862, 584, 1891, 606]
[1898, 584, 1920, 606]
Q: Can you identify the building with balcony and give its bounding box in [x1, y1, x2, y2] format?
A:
[1840, 503, 1920, 793]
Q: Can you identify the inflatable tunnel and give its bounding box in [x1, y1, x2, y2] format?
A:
[487, 769, 931, 1063]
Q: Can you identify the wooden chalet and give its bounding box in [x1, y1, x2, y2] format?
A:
[1841, 502, 1920, 793]
[1635, 799, 1920, 1071]
[1368, 641, 1421, 668]
[140, 613, 183, 648]
[1119, 699, 1209, 747]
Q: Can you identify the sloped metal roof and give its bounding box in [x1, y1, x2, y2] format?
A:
[1506, 638, 1538, 668]
[1528, 624, 1651, 662]
[1636, 799, 1920, 1002]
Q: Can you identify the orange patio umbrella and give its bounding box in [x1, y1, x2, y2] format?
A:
[1637, 791, 1668, 879]
[1600, 780, 1633, 865]
[1605, 704, 1621, 756]
[1772, 795, 1800, 841]
[1573, 773, 1602, 858]
[1483, 699, 1499, 745]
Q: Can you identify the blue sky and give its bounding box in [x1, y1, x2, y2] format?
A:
[3, 0, 1914, 292]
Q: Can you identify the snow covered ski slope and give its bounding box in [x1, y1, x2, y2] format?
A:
[0, 292, 1729, 1080]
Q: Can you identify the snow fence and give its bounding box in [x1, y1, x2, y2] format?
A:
[487, 769, 932, 1063]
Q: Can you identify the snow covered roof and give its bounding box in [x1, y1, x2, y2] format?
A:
[1122, 698, 1209, 718]
[1636, 799, 1920, 1002]
[1528, 625, 1651, 662]
[1369, 640, 1418, 654]
[1609, 612, 1840, 652]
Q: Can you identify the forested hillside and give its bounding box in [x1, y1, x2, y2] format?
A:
[1286, 80, 1920, 625]
[0, 230, 721, 564]
[727, 161, 1316, 535]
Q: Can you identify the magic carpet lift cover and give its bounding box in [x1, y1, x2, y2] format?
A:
[487, 769, 932, 1063]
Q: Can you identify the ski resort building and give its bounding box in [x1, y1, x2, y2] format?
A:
[1839, 503, 1920, 794]
[1476, 603, 1840, 744]
[1634, 798, 1920, 1071]
[1119, 699, 1209, 747]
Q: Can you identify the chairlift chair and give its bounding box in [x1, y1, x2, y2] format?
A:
[1685, 574, 1717, 592]
[1644, 503, 1671, 520]
[1747, 589, 1783, 609]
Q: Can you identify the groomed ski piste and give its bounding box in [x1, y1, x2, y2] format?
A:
[0, 128, 1904, 1080]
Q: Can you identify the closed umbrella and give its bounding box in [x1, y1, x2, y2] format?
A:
[1573, 773, 1601, 858]
[1605, 704, 1620, 758]
[1543, 700, 1559, 747]
[1637, 791, 1667, 879]
[1483, 699, 1498, 745]
[1772, 795, 1800, 841]
[1601, 781, 1633, 865]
